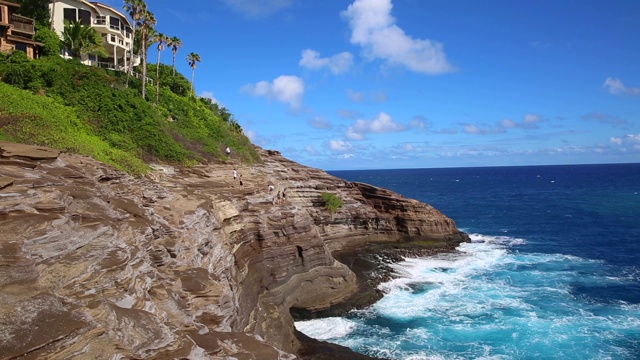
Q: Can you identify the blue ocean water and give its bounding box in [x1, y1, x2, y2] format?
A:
[296, 164, 640, 360]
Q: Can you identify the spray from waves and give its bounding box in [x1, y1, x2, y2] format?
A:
[296, 233, 640, 360]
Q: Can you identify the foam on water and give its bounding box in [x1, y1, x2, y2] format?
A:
[294, 317, 357, 340]
[297, 233, 640, 359]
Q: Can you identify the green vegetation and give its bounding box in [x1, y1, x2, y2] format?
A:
[0, 53, 260, 173]
[61, 20, 107, 59]
[321, 192, 344, 213]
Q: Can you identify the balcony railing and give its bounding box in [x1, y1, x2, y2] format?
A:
[10, 14, 35, 35]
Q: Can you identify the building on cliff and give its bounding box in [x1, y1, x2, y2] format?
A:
[0, 0, 42, 59]
[49, 0, 138, 71]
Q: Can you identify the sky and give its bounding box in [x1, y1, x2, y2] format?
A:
[101, 0, 639, 170]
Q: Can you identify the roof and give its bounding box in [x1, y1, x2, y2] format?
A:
[0, 0, 20, 8]
[7, 34, 43, 46]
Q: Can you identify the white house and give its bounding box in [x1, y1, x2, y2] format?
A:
[49, 0, 139, 71]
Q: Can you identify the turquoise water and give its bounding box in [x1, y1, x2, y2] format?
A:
[296, 164, 640, 359]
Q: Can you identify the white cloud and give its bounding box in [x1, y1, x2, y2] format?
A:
[463, 124, 484, 134]
[328, 139, 353, 152]
[244, 129, 270, 147]
[305, 145, 319, 155]
[347, 112, 405, 140]
[307, 116, 333, 129]
[500, 118, 517, 128]
[200, 91, 219, 104]
[342, 0, 455, 75]
[346, 128, 365, 140]
[241, 75, 305, 110]
[603, 77, 640, 96]
[408, 115, 428, 130]
[222, 0, 293, 18]
[299, 49, 353, 74]
[611, 134, 640, 145]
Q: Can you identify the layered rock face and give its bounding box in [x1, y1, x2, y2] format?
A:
[0, 141, 467, 359]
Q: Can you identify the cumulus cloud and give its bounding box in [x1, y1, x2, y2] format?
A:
[346, 112, 406, 140]
[610, 134, 640, 146]
[241, 75, 305, 110]
[307, 116, 333, 129]
[327, 139, 353, 152]
[222, 0, 293, 18]
[299, 49, 354, 74]
[603, 77, 640, 96]
[342, 0, 455, 75]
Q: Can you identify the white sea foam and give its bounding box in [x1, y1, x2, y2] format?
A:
[294, 317, 357, 340]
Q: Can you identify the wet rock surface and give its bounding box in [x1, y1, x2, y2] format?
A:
[0, 141, 468, 359]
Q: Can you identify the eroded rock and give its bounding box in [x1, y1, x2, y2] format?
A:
[0, 142, 467, 359]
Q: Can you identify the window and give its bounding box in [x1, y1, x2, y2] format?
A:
[110, 16, 120, 30]
[63, 8, 76, 22]
[14, 42, 27, 52]
[79, 9, 91, 25]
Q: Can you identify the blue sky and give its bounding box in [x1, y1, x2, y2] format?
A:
[104, 0, 639, 170]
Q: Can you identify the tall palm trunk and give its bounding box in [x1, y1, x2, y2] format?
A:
[124, 11, 138, 88]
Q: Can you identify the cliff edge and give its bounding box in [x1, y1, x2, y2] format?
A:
[0, 141, 468, 359]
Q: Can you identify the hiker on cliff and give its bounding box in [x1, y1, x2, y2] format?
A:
[239, 174, 243, 187]
[233, 169, 237, 182]
[225, 147, 231, 156]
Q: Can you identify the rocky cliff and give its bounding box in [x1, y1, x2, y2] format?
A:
[0, 141, 468, 359]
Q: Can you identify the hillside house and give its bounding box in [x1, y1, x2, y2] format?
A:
[0, 0, 42, 59]
[50, 0, 138, 71]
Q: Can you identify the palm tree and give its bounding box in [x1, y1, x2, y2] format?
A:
[186, 52, 201, 96]
[167, 36, 182, 75]
[138, 8, 156, 99]
[61, 20, 107, 59]
[123, 0, 145, 88]
[153, 32, 169, 105]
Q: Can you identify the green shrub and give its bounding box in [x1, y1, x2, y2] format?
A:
[0, 56, 261, 172]
[321, 192, 344, 213]
[34, 27, 61, 57]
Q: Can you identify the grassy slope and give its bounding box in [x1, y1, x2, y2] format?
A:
[0, 54, 260, 174]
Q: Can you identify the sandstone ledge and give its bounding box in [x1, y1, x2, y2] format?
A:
[0, 142, 468, 359]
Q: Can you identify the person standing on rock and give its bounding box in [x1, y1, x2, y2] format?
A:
[226, 147, 231, 156]
[233, 169, 237, 182]
[239, 174, 243, 187]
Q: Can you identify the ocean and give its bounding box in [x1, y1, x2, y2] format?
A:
[295, 163, 640, 360]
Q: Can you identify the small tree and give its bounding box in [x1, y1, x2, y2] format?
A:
[61, 20, 107, 59]
[321, 193, 343, 213]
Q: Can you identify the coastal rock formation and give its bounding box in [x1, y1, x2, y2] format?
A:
[0, 141, 467, 359]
